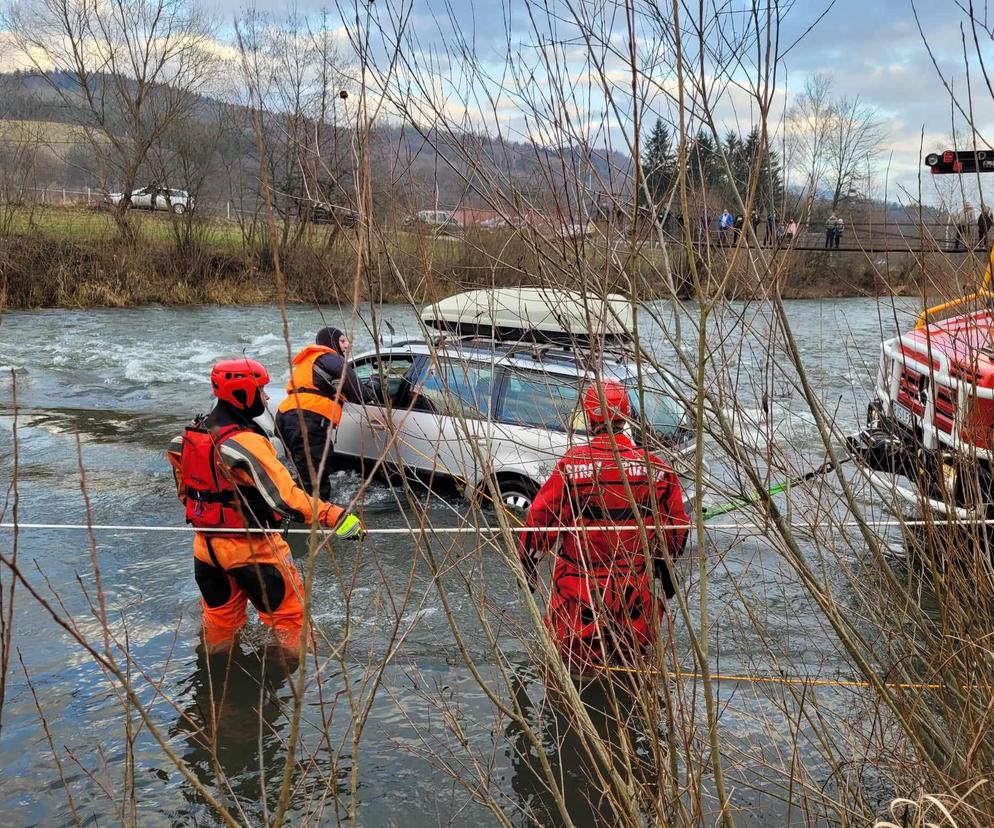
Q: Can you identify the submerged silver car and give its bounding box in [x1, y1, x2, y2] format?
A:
[333, 336, 693, 508]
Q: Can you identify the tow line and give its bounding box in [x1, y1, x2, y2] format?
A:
[701, 457, 850, 520]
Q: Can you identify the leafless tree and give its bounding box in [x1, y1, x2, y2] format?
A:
[235, 10, 355, 252]
[3, 0, 219, 240]
[785, 74, 836, 224]
[827, 94, 884, 209]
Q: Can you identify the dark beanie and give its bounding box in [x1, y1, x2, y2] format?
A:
[316, 326, 345, 354]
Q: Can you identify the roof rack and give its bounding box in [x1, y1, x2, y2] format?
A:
[434, 335, 633, 370]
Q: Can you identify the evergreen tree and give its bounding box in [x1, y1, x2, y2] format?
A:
[724, 131, 747, 197]
[743, 127, 784, 210]
[641, 118, 675, 207]
[689, 129, 718, 190]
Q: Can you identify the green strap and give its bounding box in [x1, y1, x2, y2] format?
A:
[701, 458, 848, 521]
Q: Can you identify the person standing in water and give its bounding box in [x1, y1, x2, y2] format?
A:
[168, 358, 363, 657]
[275, 326, 377, 500]
[518, 380, 689, 673]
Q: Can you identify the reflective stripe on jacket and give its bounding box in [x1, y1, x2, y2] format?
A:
[520, 432, 689, 579]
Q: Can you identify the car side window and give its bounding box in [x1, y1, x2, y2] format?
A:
[499, 371, 582, 432]
[353, 354, 415, 404]
[629, 376, 685, 440]
[415, 360, 494, 419]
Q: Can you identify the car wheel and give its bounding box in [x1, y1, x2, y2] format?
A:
[172, 203, 186, 214]
[493, 477, 540, 513]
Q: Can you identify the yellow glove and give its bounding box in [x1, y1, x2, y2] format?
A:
[335, 512, 364, 540]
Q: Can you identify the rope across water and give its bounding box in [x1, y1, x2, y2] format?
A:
[0, 518, 971, 694]
[0, 519, 990, 533]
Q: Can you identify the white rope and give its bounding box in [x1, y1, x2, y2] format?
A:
[0, 519, 991, 535]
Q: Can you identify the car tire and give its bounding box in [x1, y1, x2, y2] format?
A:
[172, 203, 186, 214]
[486, 476, 540, 513]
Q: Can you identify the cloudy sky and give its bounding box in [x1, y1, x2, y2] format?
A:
[3, 0, 992, 202]
[334, 0, 994, 201]
[774, 0, 994, 199]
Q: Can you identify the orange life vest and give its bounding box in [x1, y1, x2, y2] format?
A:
[276, 344, 345, 424]
[180, 420, 283, 534]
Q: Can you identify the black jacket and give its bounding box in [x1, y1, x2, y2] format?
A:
[312, 352, 377, 405]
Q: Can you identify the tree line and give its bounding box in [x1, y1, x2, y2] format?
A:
[642, 121, 784, 216]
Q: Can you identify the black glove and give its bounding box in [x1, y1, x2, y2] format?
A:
[653, 557, 678, 600]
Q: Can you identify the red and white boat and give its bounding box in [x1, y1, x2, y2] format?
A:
[849, 265, 994, 518]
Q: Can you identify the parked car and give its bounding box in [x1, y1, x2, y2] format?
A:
[106, 186, 194, 214]
[287, 289, 694, 510]
[294, 198, 359, 228]
[479, 216, 510, 231]
[403, 209, 461, 235]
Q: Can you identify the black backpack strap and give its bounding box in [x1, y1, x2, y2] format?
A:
[203, 536, 224, 570]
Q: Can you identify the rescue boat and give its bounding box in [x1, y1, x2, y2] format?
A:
[848, 256, 994, 518]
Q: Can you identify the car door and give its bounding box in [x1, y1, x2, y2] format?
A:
[400, 357, 495, 486]
[489, 368, 580, 483]
[154, 188, 170, 211]
[130, 187, 151, 209]
[334, 352, 416, 469]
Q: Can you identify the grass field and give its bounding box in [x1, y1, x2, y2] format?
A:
[0, 202, 944, 309]
[3, 204, 258, 246]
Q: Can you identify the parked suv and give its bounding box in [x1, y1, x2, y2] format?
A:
[106, 186, 194, 214]
[330, 337, 693, 509]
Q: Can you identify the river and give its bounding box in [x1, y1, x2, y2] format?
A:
[0, 298, 921, 826]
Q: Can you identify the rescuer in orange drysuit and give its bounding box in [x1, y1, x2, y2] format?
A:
[519, 380, 689, 671]
[168, 358, 364, 656]
[275, 327, 377, 500]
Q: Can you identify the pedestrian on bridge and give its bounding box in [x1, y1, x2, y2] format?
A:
[825, 214, 837, 249]
[954, 203, 974, 251]
[718, 209, 733, 245]
[764, 210, 778, 246]
[979, 204, 992, 251]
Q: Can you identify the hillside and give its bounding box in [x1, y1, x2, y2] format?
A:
[0, 70, 631, 218]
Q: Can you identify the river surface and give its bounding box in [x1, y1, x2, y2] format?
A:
[0, 299, 922, 826]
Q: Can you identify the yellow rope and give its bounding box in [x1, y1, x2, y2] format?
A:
[592, 664, 945, 691]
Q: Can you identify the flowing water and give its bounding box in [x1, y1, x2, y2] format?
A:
[0, 299, 922, 826]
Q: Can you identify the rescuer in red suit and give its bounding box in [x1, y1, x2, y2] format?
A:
[519, 380, 689, 671]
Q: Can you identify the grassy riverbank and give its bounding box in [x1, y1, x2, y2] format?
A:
[0, 204, 969, 309]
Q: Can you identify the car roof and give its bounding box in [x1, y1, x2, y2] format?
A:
[354, 337, 675, 382]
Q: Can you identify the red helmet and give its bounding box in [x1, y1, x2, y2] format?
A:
[583, 380, 630, 425]
[210, 358, 270, 410]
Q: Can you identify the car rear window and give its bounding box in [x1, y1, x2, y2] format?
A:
[499, 371, 582, 431]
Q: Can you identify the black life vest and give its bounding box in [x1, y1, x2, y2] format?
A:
[180, 420, 283, 534]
